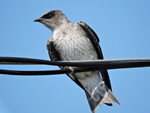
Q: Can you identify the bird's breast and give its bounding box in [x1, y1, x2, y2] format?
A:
[53, 26, 98, 61]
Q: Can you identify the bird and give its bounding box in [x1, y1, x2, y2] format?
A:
[34, 10, 120, 113]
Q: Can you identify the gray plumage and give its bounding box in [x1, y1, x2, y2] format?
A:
[34, 10, 120, 113]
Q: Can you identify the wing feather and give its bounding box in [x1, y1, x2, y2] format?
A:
[78, 21, 112, 91]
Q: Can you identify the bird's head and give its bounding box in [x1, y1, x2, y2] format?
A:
[34, 10, 69, 31]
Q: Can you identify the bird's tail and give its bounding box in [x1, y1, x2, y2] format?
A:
[76, 71, 120, 113]
[85, 88, 120, 113]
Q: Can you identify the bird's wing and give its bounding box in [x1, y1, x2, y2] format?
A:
[47, 38, 85, 90]
[47, 38, 61, 61]
[78, 21, 112, 91]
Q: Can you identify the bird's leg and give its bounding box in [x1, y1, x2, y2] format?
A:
[61, 66, 75, 80]
[61, 66, 75, 74]
[68, 67, 75, 75]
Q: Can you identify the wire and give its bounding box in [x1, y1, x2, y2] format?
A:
[0, 68, 96, 76]
[1, 57, 150, 66]
[0, 57, 150, 75]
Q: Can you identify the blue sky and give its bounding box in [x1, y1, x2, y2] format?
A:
[0, 0, 150, 113]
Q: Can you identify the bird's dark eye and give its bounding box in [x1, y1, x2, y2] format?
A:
[41, 11, 55, 19]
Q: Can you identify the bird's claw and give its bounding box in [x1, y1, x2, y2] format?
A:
[61, 66, 74, 75]
[69, 67, 74, 75]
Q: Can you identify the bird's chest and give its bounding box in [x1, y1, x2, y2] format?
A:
[52, 29, 98, 61]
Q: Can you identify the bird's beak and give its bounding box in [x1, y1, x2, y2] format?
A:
[34, 18, 42, 22]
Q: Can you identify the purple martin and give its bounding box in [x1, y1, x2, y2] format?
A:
[34, 10, 120, 113]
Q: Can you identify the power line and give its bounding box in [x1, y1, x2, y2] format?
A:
[0, 57, 150, 75]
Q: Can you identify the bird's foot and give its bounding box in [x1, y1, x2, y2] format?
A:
[61, 66, 75, 74]
[68, 67, 74, 75]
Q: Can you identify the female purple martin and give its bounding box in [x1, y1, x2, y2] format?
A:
[34, 10, 120, 113]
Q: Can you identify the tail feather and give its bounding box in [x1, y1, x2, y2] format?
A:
[85, 90, 99, 113]
[86, 89, 120, 113]
[102, 89, 120, 105]
[74, 71, 119, 113]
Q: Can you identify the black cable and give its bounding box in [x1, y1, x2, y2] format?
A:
[0, 57, 150, 67]
[0, 57, 150, 75]
[0, 68, 95, 76]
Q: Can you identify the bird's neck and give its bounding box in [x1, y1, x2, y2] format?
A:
[52, 19, 70, 33]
